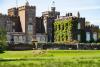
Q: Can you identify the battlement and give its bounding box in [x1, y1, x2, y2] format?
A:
[8, 8, 18, 12]
[18, 5, 36, 11]
[66, 13, 73, 17]
[78, 17, 85, 20]
[9, 15, 19, 18]
[85, 24, 99, 29]
[0, 14, 9, 18]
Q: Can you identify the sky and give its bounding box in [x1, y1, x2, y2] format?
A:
[0, 0, 100, 26]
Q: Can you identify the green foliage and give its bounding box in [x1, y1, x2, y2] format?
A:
[0, 27, 7, 52]
[54, 18, 73, 43]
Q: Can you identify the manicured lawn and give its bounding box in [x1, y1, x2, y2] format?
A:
[0, 50, 34, 59]
[0, 50, 100, 67]
[1, 50, 100, 59]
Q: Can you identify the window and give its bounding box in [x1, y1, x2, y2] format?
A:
[78, 23, 81, 29]
[93, 32, 97, 41]
[29, 18, 32, 22]
[13, 22, 15, 26]
[28, 25, 33, 33]
[19, 36, 22, 43]
[86, 32, 90, 41]
[28, 18, 33, 24]
[13, 29, 15, 32]
[14, 36, 18, 43]
[22, 36, 26, 43]
[77, 34, 81, 41]
[43, 20, 47, 33]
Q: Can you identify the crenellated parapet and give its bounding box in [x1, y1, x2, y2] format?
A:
[85, 24, 99, 33]
[18, 5, 36, 11]
[8, 8, 18, 12]
[66, 13, 73, 17]
[85, 25, 99, 30]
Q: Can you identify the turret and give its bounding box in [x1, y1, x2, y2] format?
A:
[51, 1, 56, 12]
[77, 11, 80, 18]
[25, 0, 29, 6]
[51, 7, 55, 12]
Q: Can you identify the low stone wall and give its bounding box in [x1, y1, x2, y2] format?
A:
[7, 43, 35, 50]
[37, 43, 100, 50]
[78, 43, 100, 50]
[7, 43, 100, 50]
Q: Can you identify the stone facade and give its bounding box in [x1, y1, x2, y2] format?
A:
[36, 17, 45, 33]
[85, 25, 99, 42]
[5, 2, 36, 44]
[6, 2, 48, 44]
[42, 7, 60, 18]
[0, 2, 99, 45]
[9, 16, 22, 32]
[7, 32, 26, 44]
[33, 33, 47, 43]
[8, 8, 18, 16]
[54, 13, 99, 43]
[0, 14, 14, 32]
[42, 7, 60, 42]
[18, 3, 36, 43]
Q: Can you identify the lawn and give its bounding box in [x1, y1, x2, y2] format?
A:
[0, 50, 100, 67]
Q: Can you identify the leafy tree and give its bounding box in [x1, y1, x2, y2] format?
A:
[0, 27, 7, 52]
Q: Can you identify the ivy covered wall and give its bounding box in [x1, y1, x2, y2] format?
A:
[54, 18, 74, 43]
[53, 16, 99, 43]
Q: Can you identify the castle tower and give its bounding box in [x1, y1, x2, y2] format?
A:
[18, 1, 36, 43]
[42, 1, 60, 42]
[8, 8, 18, 16]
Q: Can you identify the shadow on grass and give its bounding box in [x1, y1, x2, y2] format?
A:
[0, 51, 5, 54]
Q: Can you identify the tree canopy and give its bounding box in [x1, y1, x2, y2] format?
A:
[0, 27, 7, 52]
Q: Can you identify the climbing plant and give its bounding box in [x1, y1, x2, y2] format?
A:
[54, 18, 73, 43]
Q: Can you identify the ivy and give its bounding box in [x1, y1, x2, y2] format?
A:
[54, 18, 73, 43]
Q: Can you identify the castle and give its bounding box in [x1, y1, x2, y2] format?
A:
[54, 13, 99, 43]
[0, 1, 99, 45]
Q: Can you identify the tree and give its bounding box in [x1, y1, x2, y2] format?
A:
[0, 27, 7, 52]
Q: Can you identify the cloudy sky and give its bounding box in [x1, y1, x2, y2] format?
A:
[0, 0, 100, 26]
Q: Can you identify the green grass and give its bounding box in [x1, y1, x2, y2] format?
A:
[1, 50, 100, 67]
[0, 50, 34, 59]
